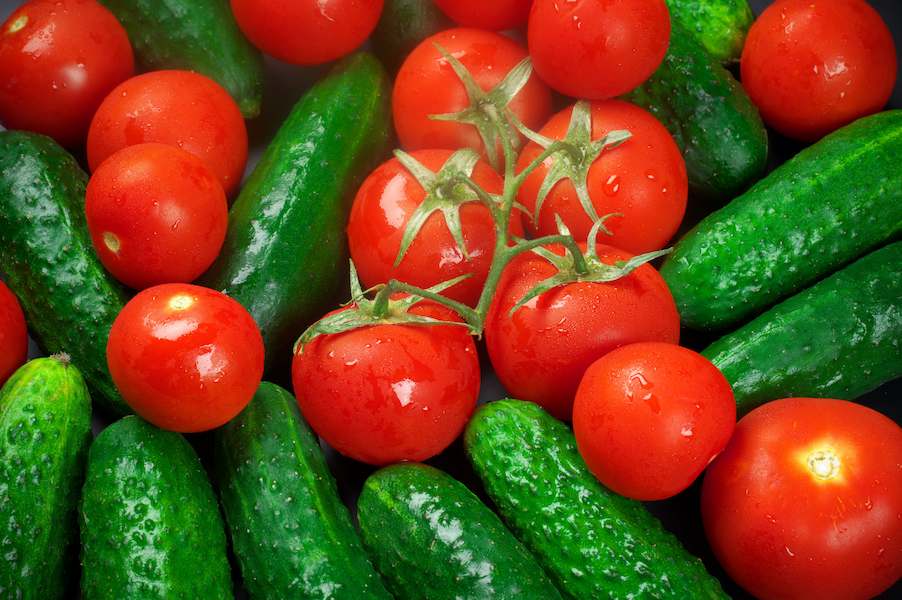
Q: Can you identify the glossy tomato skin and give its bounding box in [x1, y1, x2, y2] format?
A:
[394, 28, 552, 154]
[0, 0, 133, 147]
[517, 100, 687, 254]
[87, 70, 248, 195]
[434, 0, 531, 31]
[292, 302, 480, 465]
[85, 143, 228, 290]
[107, 284, 264, 432]
[573, 343, 735, 501]
[0, 281, 28, 387]
[702, 398, 902, 600]
[230, 0, 383, 65]
[485, 243, 680, 421]
[741, 0, 897, 141]
[527, 0, 670, 99]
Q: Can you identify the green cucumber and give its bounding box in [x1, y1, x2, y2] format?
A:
[465, 400, 726, 600]
[625, 21, 768, 200]
[358, 463, 563, 600]
[80, 416, 232, 599]
[214, 383, 390, 599]
[373, 0, 451, 72]
[661, 110, 902, 330]
[100, 0, 264, 117]
[0, 131, 130, 415]
[0, 356, 92, 600]
[704, 242, 902, 415]
[202, 52, 391, 373]
[666, 0, 754, 62]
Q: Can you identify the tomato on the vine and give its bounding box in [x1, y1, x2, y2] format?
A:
[107, 284, 264, 433]
[702, 398, 902, 600]
[0, 280, 27, 387]
[434, 0, 530, 31]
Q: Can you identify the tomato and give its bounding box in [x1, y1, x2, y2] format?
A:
[85, 143, 228, 290]
[434, 0, 531, 31]
[87, 70, 248, 195]
[517, 100, 687, 254]
[107, 284, 264, 432]
[230, 0, 383, 65]
[741, 0, 897, 141]
[527, 0, 670, 99]
[0, 0, 133, 147]
[702, 398, 902, 600]
[573, 343, 735, 501]
[393, 28, 552, 154]
[292, 301, 480, 465]
[0, 280, 28, 387]
[485, 243, 679, 421]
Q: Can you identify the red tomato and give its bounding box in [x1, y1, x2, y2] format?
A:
[85, 143, 228, 290]
[741, 0, 897, 141]
[485, 243, 679, 421]
[107, 284, 264, 432]
[527, 0, 670, 99]
[292, 301, 480, 465]
[393, 28, 552, 154]
[0, 281, 28, 387]
[517, 100, 687, 254]
[87, 70, 248, 195]
[434, 0, 531, 30]
[0, 0, 133, 147]
[573, 343, 735, 500]
[702, 398, 902, 600]
[230, 0, 383, 65]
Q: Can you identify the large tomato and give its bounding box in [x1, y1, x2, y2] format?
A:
[0, 280, 28, 387]
[433, 0, 531, 30]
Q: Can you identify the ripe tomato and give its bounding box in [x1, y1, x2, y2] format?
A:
[292, 301, 480, 465]
[393, 28, 552, 154]
[517, 100, 687, 254]
[107, 284, 264, 432]
[87, 70, 248, 195]
[485, 243, 679, 421]
[573, 343, 735, 501]
[85, 143, 228, 290]
[230, 0, 383, 65]
[433, 0, 531, 31]
[527, 0, 670, 99]
[741, 0, 897, 141]
[702, 398, 902, 600]
[0, 280, 27, 387]
[0, 0, 133, 147]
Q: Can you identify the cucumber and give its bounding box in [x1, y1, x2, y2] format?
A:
[0, 131, 130, 415]
[625, 21, 767, 200]
[202, 52, 392, 373]
[704, 242, 902, 416]
[661, 110, 902, 330]
[666, 0, 754, 63]
[0, 356, 92, 600]
[100, 0, 264, 117]
[358, 463, 563, 600]
[214, 383, 391, 599]
[80, 416, 232, 599]
[465, 400, 727, 600]
[373, 0, 451, 72]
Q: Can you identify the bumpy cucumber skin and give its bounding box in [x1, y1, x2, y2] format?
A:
[100, 0, 263, 117]
[0, 357, 92, 600]
[214, 383, 391, 600]
[704, 242, 902, 416]
[626, 22, 767, 200]
[661, 110, 902, 330]
[358, 463, 563, 600]
[202, 52, 392, 374]
[0, 131, 130, 415]
[80, 416, 232, 599]
[666, 0, 754, 63]
[465, 400, 727, 600]
[373, 0, 451, 72]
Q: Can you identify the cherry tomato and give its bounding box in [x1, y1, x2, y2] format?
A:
[573, 343, 735, 501]
[485, 243, 679, 421]
[702, 398, 902, 600]
[87, 70, 248, 195]
[0, 280, 28, 387]
[434, 0, 531, 31]
[394, 28, 552, 154]
[107, 284, 264, 432]
[527, 0, 670, 99]
[0, 0, 133, 147]
[517, 100, 687, 254]
[292, 301, 480, 465]
[85, 143, 228, 290]
[230, 0, 383, 65]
